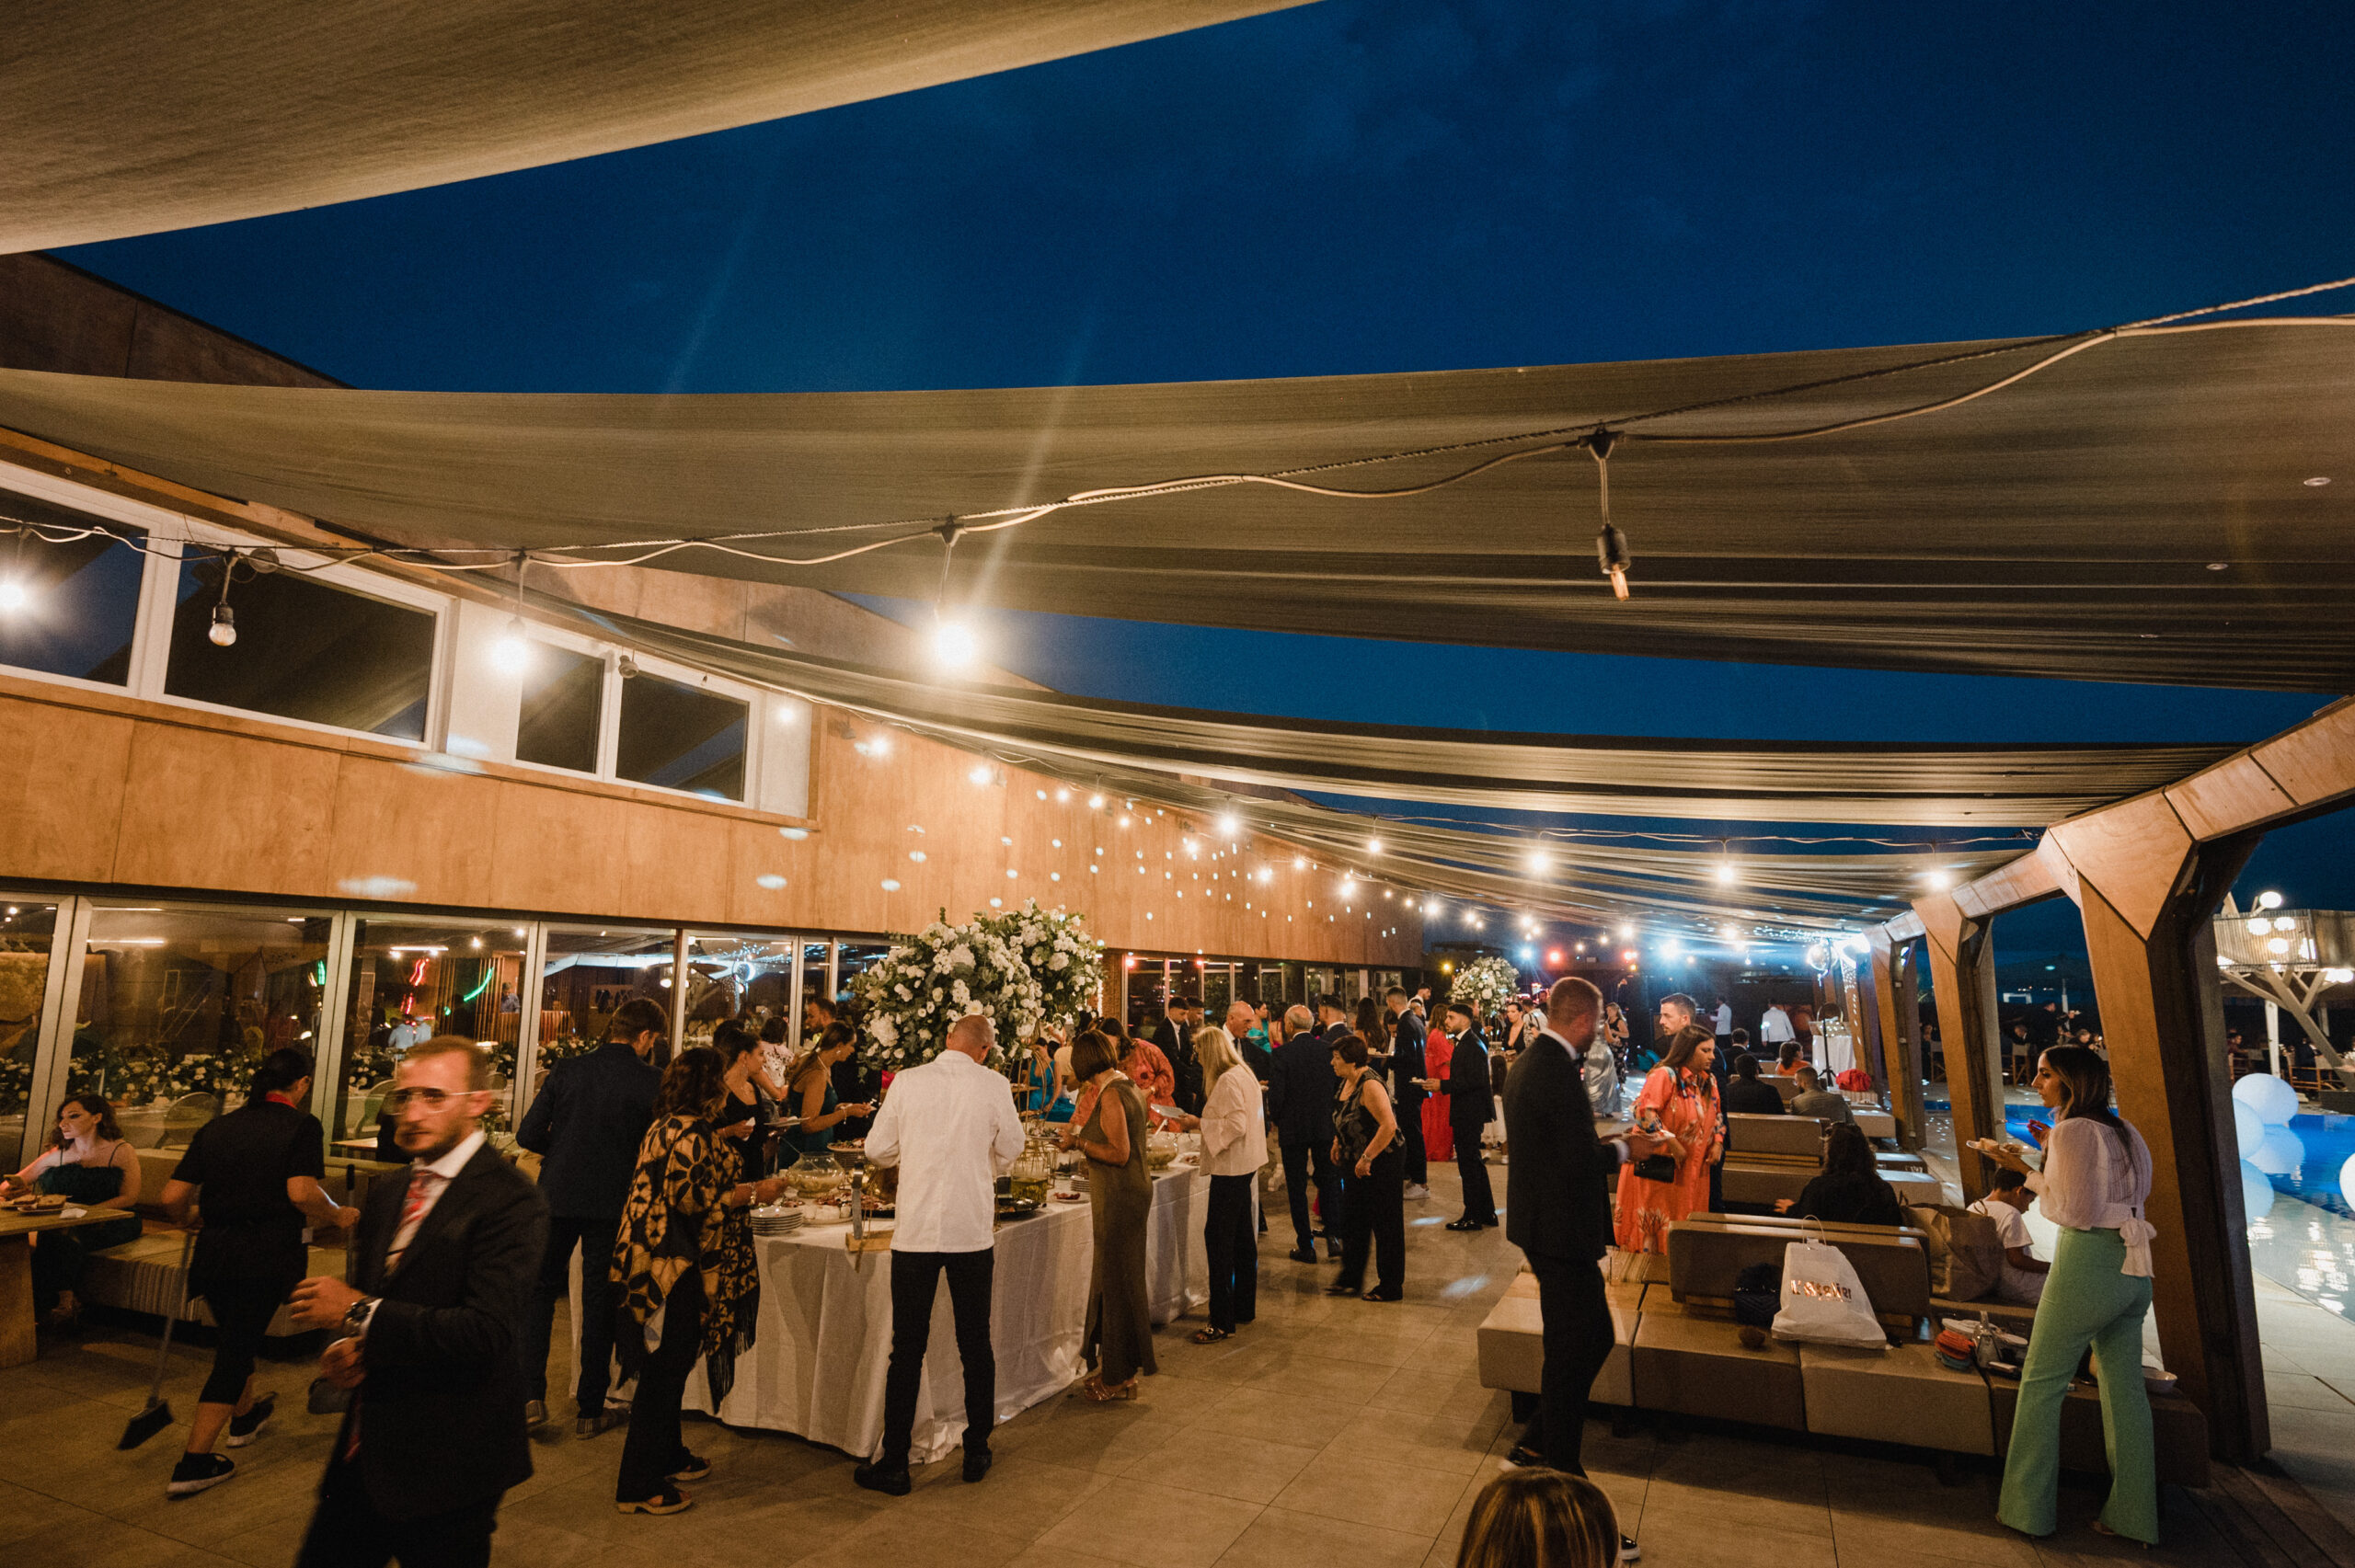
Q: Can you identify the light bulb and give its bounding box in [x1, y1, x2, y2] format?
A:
[2246, 918, 2269, 935]
[931, 616, 980, 670]
[1087, 794, 1105, 809]
[1716, 860, 1738, 886]
[1216, 814, 1241, 839]
[0, 579, 27, 612]
[208, 604, 237, 647]
[969, 763, 994, 785]
[490, 617, 531, 673]
[1528, 851, 1552, 875]
[1366, 838, 1384, 855]
[2257, 890, 2284, 910]
[1618, 923, 1635, 941]
[1924, 868, 1952, 890]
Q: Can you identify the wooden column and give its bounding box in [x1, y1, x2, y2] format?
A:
[2049, 799, 2269, 1462]
[1915, 891, 2005, 1203]
[1868, 931, 1926, 1151]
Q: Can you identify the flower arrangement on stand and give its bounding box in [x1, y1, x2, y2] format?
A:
[1449, 956, 1521, 1022]
[983, 900, 1105, 1036]
[162, 1053, 235, 1102]
[852, 911, 1044, 1073]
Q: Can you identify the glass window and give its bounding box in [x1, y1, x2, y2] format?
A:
[335, 920, 530, 1147]
[683, 933, 798, 1058]
[68, 902, 331, 1150]
[516, 644, 603, 773]
[0, 898, 63, 1162]
[167, 552, 436, 739]
[537, 924, 678, 1069]
[0, 498, 145, 685]
[616, 670, 746, 800]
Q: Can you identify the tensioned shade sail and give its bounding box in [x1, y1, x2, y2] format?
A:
[564, 601, 2229, 829]
[0, 0, 1305, 255]
[1, 317, 2349, 689]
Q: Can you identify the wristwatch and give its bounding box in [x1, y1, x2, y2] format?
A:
[342, 1297, 380, 1338]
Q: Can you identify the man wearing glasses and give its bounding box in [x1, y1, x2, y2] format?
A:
[288, 1037, 548, 1568]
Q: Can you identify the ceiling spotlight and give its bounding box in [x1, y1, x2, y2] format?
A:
[931, 615, 980, 670]
[490, 616, 531, 674]
[1119, 815, 1132, 827]
[1546, 949, 1563, 966]
[2257, 890, 2284, 910]
[0, 579, 27, 612]
[1257, 868, 1271, 883]
[2274, 915, 2297, 933]
[208, 603, 237, 647]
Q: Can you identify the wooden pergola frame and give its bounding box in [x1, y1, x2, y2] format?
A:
[1861, 695, 2355, 1464]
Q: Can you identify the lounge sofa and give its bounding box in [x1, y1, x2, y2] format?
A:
[1719, 1114, 1945, 1209]
[1476, 1211, 2208, 1483]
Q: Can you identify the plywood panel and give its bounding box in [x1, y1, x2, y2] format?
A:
[0, 697, 132, 881]
[2049, 793, 2193, 943]
[2165, 755, 2298, 842]
[326, 753, 501, 909]
[114, 725, 339, 895]
[2249, 700, 2355, 815]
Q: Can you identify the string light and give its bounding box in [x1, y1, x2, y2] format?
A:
[0, 578, 25, 612]
[1588, 428, 1632, 600]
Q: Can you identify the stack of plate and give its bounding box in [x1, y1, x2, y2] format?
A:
[750, 1205, 805, 1238]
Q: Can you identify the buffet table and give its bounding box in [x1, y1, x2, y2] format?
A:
[577, 1165, 1208, 1462]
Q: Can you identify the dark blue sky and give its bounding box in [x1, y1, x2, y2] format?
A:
[58, 0, 2355, 935]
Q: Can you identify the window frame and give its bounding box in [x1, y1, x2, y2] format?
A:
[609, 647, 764, 807]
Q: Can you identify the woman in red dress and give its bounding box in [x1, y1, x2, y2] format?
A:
[1612, 1024, 1722, 1255]
[1420, 1021, 1455, 1162]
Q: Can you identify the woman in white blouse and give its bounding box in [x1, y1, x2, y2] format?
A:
[1160, 1025, 1269, 1344]
[1980, 1045, 2159, 1546]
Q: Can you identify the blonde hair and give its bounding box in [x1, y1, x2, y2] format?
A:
[403, 1035, 491, 1090]
[1454, 1470, 1618, 1568]
[1193, 1025, 1241, 1093]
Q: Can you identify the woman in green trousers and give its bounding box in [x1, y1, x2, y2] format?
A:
[1981, 1045, 2160, 1545]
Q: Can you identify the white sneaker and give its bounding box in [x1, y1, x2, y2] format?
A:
[1404, 1184, 1430, 1200]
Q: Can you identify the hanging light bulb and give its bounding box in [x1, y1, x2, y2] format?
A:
[1589, 428, 1632, 600]
[0, 578, 26, 612]
[931, 615, 980, 670]
[491, 615, 531, 673]
[1527, 849, 1552, 876]
[208, 603, 237, 647]
[1715, 858, 1737, 886]
[1215, 813, 1241, 839]
[1366, 837, 1384, 855]
[1087, 793, 1105, 809]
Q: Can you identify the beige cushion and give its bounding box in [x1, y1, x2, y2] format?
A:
[1728, 1113, 1824, 1158]
[1801, 1341, 1994, 1454]
[1477, 1270, 1643, 1405]
[1853, 1110, 1898, 1139]
[81, 1226, 343, 1336]
[1633, 1295, 1805, 1429]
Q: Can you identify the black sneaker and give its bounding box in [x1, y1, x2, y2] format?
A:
[225, 1393, 275, 1448]
[666, 1451, 710, 1483]
[1619, 1536, 1640, 1562]
[854, 1462, 913, 1496]
[963, 1447, 993, 1483]
[1287, 1247, 1319, 1263]
[167, 1453, 236, 1498]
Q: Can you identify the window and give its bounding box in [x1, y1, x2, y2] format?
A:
[616, 670, 746, 800]
[0, 898, 63, 1151]
[167, 552, 436, 739]
[336, 920, 528, 1143]
[538, 924, 679, 1062]
[0, 496, 144, 685]
[515, 643, 603, 773]
[684, 933, 799, 1059]
[68, 902, 332, 1149]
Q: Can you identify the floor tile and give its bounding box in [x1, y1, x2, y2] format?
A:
[1269, 1448, 1477, 1537]
[1212, 1504, 1433, 1568]
[1035, 1482, 1264, 1568]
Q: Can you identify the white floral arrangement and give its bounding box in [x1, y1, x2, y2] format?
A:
[984, 900, 1104, 1034]
[852, 910, 1047, 1072]
[1449, 956, 1521, 1020]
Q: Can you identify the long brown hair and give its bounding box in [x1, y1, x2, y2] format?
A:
[1659, 1023, 1717, 1079]
[2040, 1043, 2142, 1177]
[51, 1093, 122, 1147]
[788, 1023, 856, 1096]
[654, 1046, 729, 1120]
[1453, 1469, 1618, 1568]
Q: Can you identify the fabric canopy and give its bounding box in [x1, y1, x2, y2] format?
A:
[1, 316, 2349, 689]
[582, 605, 2230, 827]
[0, 0, 1303, 255]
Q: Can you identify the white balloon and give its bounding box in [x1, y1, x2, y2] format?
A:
[2253, 1126, 2306, 1176]
[2243, 1160, 2276, 1222]
[2234, 1072, 2300, 1127]
[2340, 1153, 2355, 1208]
[2234, 1099, 2266, 1157]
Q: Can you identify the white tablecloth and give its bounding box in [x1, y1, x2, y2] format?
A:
[672, 1166, 1208, 1462]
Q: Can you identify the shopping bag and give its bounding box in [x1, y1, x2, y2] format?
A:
[1771, 1231, 1887, 1349]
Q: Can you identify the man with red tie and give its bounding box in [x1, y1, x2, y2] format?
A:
[289, 1036, 548, 1568]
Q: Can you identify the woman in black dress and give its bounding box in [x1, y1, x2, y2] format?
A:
[1327, 1032, 1404, 1301]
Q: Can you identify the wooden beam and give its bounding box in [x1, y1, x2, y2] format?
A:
[1867, 930, 1926, 1151]
[1915, 890, 2005, 1203]
[2078, 833, 2267, 1462]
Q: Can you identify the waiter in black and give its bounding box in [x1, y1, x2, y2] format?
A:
[1503, 977, 1657, 1557]
[512, 995, 662, 1436]
[1383, 988, 1430, 1198]
[289, 1036, 548, 1568]
[1439, 1002, 1499, 1230]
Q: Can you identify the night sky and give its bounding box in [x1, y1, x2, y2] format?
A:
[55, 0, 2355, 956]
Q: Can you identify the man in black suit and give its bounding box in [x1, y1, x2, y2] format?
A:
[1438, 1001, 1499, 1230]
[513, 995, 662, 1437]
[290, 1036, 549, 1568]
[1267, 1003, 1342, 1262]
[1384, 988, 1430, 1199]
[1504, 977, 1658, 1547]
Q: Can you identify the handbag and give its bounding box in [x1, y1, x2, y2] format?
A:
[1903, 1203, 2007, 1301]
[1770, 1224, 1888, 1349]
[1629, 1151, 1680, 1184]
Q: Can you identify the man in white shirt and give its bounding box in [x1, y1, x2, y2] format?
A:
[1967, 1169, 2049, 1305]
[1760, 1004, 1794, 1046]
[855, 1013, 1025, 1496]
[1713, 996, 1734, 1043]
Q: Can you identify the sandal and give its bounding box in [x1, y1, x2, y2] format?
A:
[1189, 1327, 1232, 1345]
[1079, 1377, 1140, 1402]
[1361, 1289, 1402, 1302]
[1325, 1284, 1361, 1298]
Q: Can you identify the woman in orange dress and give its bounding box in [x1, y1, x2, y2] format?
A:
[1420, 1022, 1455, 1162]
[1612, 1024, 1722, 1255]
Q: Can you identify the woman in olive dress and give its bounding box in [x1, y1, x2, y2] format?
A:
[1060, 1027, 1155, 1401]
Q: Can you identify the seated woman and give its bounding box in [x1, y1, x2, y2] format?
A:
[2, 1093, 144, 1327]
[1776, 1123, 1902, 1227]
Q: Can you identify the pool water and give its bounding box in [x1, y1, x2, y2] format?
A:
[2266, 1113, 2355, 1219]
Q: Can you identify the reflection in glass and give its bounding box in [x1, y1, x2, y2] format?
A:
[0, 496, 144, 685]
[68, 904, 330, 1150]
[684, 935, 799, 1059]
[538, 925, 678, 1075]
[167, 552, 435, 739]
[616, 671, 745, 800]
[0, 899, 61, 1158]
[336, 920, 528, 1148]
[516, 644, 603, 773]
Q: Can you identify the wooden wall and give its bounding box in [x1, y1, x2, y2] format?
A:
[0, 670, 1420, 965]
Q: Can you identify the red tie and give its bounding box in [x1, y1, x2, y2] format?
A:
[386, 1167, 442, 1272]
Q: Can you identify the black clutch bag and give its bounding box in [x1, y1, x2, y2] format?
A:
[1630, 1152, 1680, 1184]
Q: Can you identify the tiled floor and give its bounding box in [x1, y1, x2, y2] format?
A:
[0, 1162, 2310, 1567]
